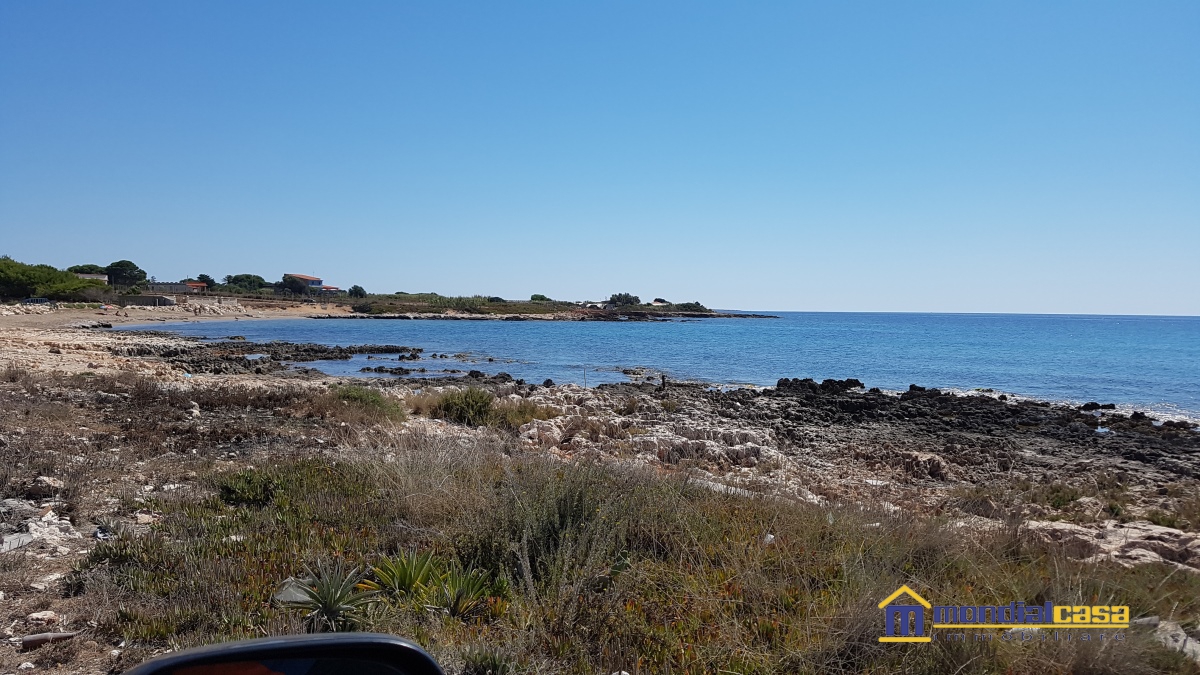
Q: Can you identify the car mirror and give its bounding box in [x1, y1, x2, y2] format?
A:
[123, 633, 443, 675]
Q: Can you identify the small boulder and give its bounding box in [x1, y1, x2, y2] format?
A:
[26, 611, 58, 626]
[24, 477, 64, 499]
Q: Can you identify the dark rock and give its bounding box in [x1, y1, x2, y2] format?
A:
[543, 379, 555, 387]
[467, 370, 485, 378]
[21, 632, 77, 651]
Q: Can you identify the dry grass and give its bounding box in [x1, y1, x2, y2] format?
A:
[4, 375, 1200, 674]
[64, 434, 1200, 673]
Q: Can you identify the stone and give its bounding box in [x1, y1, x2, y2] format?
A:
[1155, 620, 1200, 664]
[24, 477, 64, 499]
[18, 662, 34, 670]
[21, 632, 76, 650]
[26, 612, 58, 626]
[1, 533, 35, 553]
[273, 577, 311, 605]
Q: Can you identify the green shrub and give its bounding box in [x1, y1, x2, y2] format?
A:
[216, 470, 279, 507]
[433, 567, 492, 619]
[285, 561, 377, 632]
[361, 551, 441, 603]
[530, 294, 551, 302]
[461, 647, 517, 675]
[491, 399, 556, 430]
[330, 385, 405, 422]
[609, 292, 640, 306]
[431, 388, 496, 426]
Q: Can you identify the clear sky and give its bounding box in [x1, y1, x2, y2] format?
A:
[1, 2, 1197, 314]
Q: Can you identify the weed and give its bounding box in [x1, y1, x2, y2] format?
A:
[361, 551, 441, 603]
[3, 361, 28, 383]
[461, 647, 517, 675]
[433, 567, 492, 619]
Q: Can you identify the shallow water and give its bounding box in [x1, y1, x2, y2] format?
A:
[119, 312, 1200, 420]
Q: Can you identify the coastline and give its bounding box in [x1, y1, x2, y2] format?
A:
[3, 308, 1199, 673]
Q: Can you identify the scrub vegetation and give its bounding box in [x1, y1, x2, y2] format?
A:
[2, 372, 1198, 674]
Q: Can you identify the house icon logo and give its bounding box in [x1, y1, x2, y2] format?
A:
[878, 585, 932, 642]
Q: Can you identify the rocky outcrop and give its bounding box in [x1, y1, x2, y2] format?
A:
[1025, 520, 1200, 573]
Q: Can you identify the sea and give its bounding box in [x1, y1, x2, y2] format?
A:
[119, 312, 1200, 422]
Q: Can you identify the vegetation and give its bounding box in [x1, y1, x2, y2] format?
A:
[530, 294, 552, 302]
[68, 438, 1200, 674]
[104, 260, 148, 287]
[280, 274, 312, 295]
[609, 292, 640, 306]
[426, 387, 558, 430]
[66, 263, 106, 275]
[348, 285, 367, 298]
[0, 255, 107, 300]
[3, 371, 1196, 673]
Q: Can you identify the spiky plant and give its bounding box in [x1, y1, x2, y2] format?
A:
[461, 646, 516, 675]
[285, 560, 377, 632]
[433, 567, 491, 619]
[359, 550, 441, 603]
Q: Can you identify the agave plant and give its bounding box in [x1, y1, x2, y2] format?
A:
[285, 560, 377, 632]
[360, 550, 442, 603]
[432, 567, 492, 619]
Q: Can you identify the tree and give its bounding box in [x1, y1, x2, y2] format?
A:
[609, 293, 641, 306]
[348, 285, 367, 298]
[530, 294, 552, 302]
[226, 274, 269, 291]
[653, 297, 668, 304]
[0, 256, 106, 300]
[67, 264, 107, 275]
[280, 274, 310, 295]
[105, 260, 147, 287]
[196, 274, 217, 289]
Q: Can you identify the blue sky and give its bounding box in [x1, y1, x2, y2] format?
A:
[1, 1, 1197, 314]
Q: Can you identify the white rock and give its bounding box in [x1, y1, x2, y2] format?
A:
[1156, 620, 1200, 664]
[26, 611, 58, 625]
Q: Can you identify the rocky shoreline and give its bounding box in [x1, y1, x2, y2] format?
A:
[307, 310, 779, 321]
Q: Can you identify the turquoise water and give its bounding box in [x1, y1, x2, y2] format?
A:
[122, 312, 1200, 420]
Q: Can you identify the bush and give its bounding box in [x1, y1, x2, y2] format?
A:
[330, 385, 406, 423]
[609, 292, 640, 306]
[530, 294, 551, 302]
[431, 388, 495, 426]
[285, 560, 376, 632]
[361, 551, 441, 603]
[348, 285, 367, 298]
[672, 301, 709, 312]
[0, 256, 107, 300]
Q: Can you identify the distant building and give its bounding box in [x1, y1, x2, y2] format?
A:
[74, 273, 109, 284]
[285, 274, 340, 295]
[285, 274, 324, 288]
[146, 282, 206, 294]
